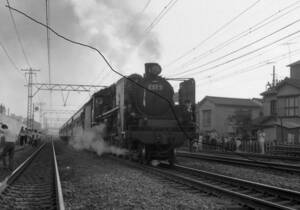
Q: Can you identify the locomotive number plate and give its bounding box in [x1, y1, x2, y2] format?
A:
[148, 84, 163, 91]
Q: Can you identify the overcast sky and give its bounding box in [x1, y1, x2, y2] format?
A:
[1, 0, 300, 128]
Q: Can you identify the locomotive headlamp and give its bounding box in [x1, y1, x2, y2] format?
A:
[145, 63, 162, 76]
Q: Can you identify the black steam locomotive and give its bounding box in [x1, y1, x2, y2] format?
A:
[59, 63, 195, 164]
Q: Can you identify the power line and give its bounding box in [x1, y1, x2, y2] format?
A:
[6, 0, 31, 68]
[140, 0, 152, 15]
[172, 19, 300, 77]
[144, 0, 178, 33]
[195, 47, 276, 82]
[7, 4, 290, 168]
[164, 0, 261, 68]
[0, 41, 20, 72]
[46, 0, 51, 85]
[197, 49, 300, 86]
[183, 30, 300, 77]
[168, 1, 300, 73]
[45, 0, 53, 111]
[6, 4, 193, 141]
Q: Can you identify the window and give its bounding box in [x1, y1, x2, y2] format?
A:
[202, 110, 211, 127]
[284, 96, 299, 116]
[270, 100, 277, 116]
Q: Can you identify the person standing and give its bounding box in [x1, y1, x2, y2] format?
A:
[257, 129, 266, 154]
[19, 127, 25, 146]
[0, 123, 17, 171]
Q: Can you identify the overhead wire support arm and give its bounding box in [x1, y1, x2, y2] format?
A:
[7, 3, 299, 171]
[29, 83, 107, 97]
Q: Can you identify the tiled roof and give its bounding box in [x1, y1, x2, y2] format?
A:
[199, 96, 262, 107]
[260, 87, 277, 96]
[261, 78, 300, 96]
[287, 60, 300, 67]
[252, 116, 275, 126]
[278, 78, 300, 89]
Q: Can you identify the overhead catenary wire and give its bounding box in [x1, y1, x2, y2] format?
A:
[144, 0, 178, 33]
[172, 19, 300, 77]
[140, 0, 152, 15]
[46, 0, 51, 85]
[45, 0, 53, 111]
[164, 0, 261, 68]
[0, 41, 20, 72]
[0, 40, 28, 82]
[195, 47, 279, 82]
[183, 30, 300, 77]
[169, 1, 300, 73]
[7, 4, 292, 168]
[197, 49, 300, 87]
[6, 0, 31, 68]
[4, 5, 192, 141]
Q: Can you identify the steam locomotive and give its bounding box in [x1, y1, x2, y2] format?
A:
[59, 63, 195, 164]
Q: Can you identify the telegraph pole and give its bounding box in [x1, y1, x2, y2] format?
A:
[22, 68, 40, 130]
[272, 66, 276, 87]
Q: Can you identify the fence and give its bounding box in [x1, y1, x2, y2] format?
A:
[190, 139, 300, 154]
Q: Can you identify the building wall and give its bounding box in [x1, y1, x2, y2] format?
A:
[263, 95, 276, 116]
[276, 85, 300, 116]
[291, 65, 300, 79]
[214, 105, 234, 135]
[197, 101, 261, 136]
[262, 84, 300, 143]
[277, 85, 300, 97]
[214, 105, 261, 136]
[197, 100, 216, 133]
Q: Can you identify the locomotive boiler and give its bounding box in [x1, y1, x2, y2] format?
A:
[59, 63, 195, 164]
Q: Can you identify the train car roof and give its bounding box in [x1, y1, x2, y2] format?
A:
[60, 97, 93, 130]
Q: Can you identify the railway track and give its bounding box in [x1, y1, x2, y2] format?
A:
[188, 150, 300, 162]
[177, 151, 300, 174]
[0, 141, 64, 210]
[114, 157, 300, 209]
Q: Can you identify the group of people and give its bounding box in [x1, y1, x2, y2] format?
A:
[192, 129, 267, 154]
[19, 127, 41, 147]
[0, 123, 42, 171]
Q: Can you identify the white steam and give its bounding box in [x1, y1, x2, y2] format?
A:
[69, 123, 127, 156]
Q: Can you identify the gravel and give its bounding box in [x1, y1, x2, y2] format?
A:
[0, 145, 36, 181]
[178, 157, 300, 191]
[55, 141, 233, 210]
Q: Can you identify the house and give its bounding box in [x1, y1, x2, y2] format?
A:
[258, 60, 300, 144]
[196, 96, 262, 136]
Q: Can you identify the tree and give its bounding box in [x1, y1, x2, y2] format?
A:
[228, 109, 252, 138]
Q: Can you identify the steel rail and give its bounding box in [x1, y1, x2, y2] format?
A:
[52, 140, 65, 210]
[0, 142, 46, 193]
[0, 142, 65, 209]
[111, 156, 300, 209]
[171, 164, 300, 207]
[177, 151, 300, 174]
[183, 150, 300, 161]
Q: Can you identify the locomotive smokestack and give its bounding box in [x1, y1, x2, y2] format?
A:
[145, 63, 162, 77]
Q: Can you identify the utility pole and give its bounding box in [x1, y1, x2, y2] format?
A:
[22, 68, 40, 130]
[272, 65, 276, 87]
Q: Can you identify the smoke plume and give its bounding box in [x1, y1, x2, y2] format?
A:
[70, 0, 161, 66]
[69, 123, 127, 156]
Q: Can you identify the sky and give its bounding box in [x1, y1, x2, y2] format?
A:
[0, 0, 300, 128]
